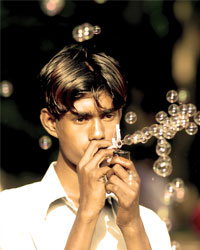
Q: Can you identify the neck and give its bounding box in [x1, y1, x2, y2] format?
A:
[54, 153, 80, 208]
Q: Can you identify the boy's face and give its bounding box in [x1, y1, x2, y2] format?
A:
[55, 91, 122, 167]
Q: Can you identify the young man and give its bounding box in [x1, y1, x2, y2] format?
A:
[0, 44, 172, 249]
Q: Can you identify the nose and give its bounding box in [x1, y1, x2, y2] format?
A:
[88, 118, 105, 141]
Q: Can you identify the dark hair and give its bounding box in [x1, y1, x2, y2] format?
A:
[40, 44, 127, 119]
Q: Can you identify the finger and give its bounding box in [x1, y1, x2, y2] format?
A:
[110, 156, 136, 172]
[105, 175, 140, 202]
[85, 148, 115, 170]
[105, 176, 134, 200]
[94, 166, 111, 183]
[107, 161, 139, 185]
[79, 140, 112, 167]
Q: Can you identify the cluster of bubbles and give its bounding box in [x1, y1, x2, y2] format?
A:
[72, 23, 101, 42]
[123, 89, 200, 178]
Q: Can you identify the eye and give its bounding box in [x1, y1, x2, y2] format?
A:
[75, 115, 90, 123]
[102, 113, 115, 120]
[77, 117, 85, 123]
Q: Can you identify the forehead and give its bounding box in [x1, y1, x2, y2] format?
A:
[73, 92, 113, 113]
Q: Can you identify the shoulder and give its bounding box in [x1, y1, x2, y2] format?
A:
[0, 182, 42, 218]
[0, 181, 41, 201]
[139, 205, 172, 249]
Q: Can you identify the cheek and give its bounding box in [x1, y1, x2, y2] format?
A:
[60, 130, 89, 164]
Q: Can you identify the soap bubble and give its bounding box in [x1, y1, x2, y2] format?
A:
[163, 126, 177, 139]
[141, 126, 152, 140]
[0, 80, 13, 97]
[187, 103, 197, 117]
[163, 182, 177, 205]
[123, 134, 133, 145]
[171, 240, 181, 250]
[39, 135, 52, 150]
[157, 138, 168, 145]
[194, 111, 200, 125]
[172, 178, 184, 189]
[40, 0, 65, 16]
[170, 115, 184, 131]
[166, 90, 178, 103]
[155, 125, 165, 139]
[150, 124, 159, 137]
[156, 140, 171, 157]
[168, 104, 180, 116]
[125, 111, 137, 124]
[72, 23, 94, 42]
[141, 133, 149, 144]
[178, 89, 190, 104]
[155, 111, 168, 124]
[179, 114, 189, 128]
[93, 25, 101, 35]
[185, 122, 198, 135]
[179, 103, 188, 115]
[172, 178, 185, 203]
[131, 130, 143, 143]
[153, 156, 173, 177]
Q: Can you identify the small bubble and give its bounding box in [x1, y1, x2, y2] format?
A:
[141, 126, 152, 140]
[40, 0, 65, 16]
[130, 131, 144, 144]
[166, 90, 178, 103]
[194, 111, 200, 125]
[39, 135, 52, 150]
[0, 80, 13, 97]
[187, 103, 197, 117]
[185, 122, 198, 135]
[164, 182, 177, 204]
[178, 89, 190, 104]
[179, 114, 189, 128]
[168, 104, 180, 116]
[179, 103, 188, 115]
[155, 111, 168, 124]
[150, 124, 159, 137]
[125, 111, 137, 125]
[93, 25, 101, 35]
[172, 178, 184, 189]
[156, 140, 171, 157]
[153, 156, 173, 177]
[123, 134, 133, 145]
[170, 116, 184, 131]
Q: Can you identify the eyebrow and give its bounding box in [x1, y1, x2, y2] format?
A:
[70, 108, 116, 117]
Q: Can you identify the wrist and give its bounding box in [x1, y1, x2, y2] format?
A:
[118, 216, 144, 234]
[77, 206, 100, 224]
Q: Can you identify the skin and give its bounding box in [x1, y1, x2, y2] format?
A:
[40, 91, 151, 250]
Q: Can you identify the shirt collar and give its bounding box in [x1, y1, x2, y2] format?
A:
[39, 162, 117, 220]
[40, 162, 77, 220]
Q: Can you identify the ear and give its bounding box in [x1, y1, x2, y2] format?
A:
[40, 108, 58, 138]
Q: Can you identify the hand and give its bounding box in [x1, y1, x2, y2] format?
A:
[105, 156, 141, 228]
[77, 140, 114, 220]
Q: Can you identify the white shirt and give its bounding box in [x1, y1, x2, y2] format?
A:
[0, 162, 172, 250]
